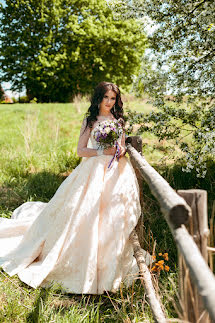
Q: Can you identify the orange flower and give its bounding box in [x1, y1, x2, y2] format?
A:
[157, 260, 164, 265]
[165, 265, 170, 272]
[151, 266, 158, 272]
[158, 252, 162, 256]
[163, 253, 169, 261]
[152, 255, 156, 260]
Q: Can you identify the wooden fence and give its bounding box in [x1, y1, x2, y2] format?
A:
[126, 136, 215, 323]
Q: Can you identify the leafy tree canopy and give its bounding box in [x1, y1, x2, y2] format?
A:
[110, 0, 215, 177]
[0, 0, 146, 102]
[111, 0, 215, 96]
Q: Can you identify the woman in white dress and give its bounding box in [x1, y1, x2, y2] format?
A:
[0, 81, 142, 294]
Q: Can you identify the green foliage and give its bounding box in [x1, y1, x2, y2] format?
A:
[111, 0, 215, 96]
[125, 97, 215, 177]
[11, 96, 18, 103]
[19, 95, 30, 103]
[111, 0, 215, 177]
[0, 0, 147, 102]
[30, 97, 38, 104]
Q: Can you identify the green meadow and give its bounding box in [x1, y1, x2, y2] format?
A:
[0, 97, 214, 322]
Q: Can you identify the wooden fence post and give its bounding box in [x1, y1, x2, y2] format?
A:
[177, 189, 210, 323]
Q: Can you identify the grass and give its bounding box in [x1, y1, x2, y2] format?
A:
[0, 267, 179, 322]
[0, 96, 214, 322]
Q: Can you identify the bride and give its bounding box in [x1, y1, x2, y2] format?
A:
[0, 81, 143, 294]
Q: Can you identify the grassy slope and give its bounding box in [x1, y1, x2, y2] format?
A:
[0, 98, 214, 322]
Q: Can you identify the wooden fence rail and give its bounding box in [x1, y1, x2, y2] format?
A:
[126, 138, 215, 322]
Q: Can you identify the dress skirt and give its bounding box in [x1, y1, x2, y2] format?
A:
[0, 155, 142, 294]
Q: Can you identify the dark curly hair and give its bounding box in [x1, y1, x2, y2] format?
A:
[85, 81, 124, 129]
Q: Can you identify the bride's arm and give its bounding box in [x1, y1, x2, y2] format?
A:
[77, 119, 97, 157]
[77, 119, 116, 157]
[118, 132, 126, 157]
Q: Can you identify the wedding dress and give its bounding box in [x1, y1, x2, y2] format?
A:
[0, 119, 147, 294]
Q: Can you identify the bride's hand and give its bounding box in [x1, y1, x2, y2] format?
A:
[104, 146, 117, 156]
[117, 143, 126, 158]
[103, 144, 126, 157]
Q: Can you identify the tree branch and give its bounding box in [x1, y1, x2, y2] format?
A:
[189, 0, 210, 15]
[130, 230, 167, 323]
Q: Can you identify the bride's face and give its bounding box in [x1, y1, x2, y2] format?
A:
[99, 90, 116, 113]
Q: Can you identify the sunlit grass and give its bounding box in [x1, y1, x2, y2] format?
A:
[0, 267, 178, 322]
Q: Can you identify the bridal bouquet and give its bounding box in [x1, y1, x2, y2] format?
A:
[93, 120, 123, 149]
[93, 120, 123, 168]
